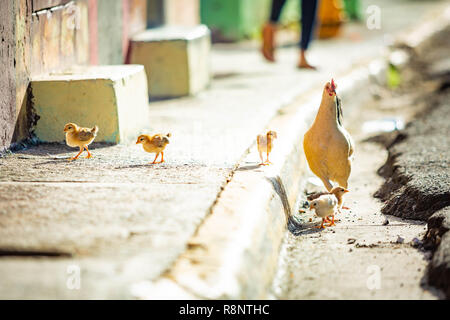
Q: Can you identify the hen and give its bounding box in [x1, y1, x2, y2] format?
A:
[303, 79, 354, 191]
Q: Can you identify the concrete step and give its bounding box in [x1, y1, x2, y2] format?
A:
[31, 65, 150, 144]
[130, 25, 211, 99]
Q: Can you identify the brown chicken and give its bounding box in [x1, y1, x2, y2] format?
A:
[63, 123, 99, 161]
[257, 130, 278, 165]
[136, 133, 171, 164]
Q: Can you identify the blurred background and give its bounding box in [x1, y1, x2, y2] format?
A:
[0, 0, 382, 149]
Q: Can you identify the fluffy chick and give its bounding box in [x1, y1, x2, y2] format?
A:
[257, 130, 278, 165]
[303, 79, 354, 191]
[309, 194, 339, 228]
[307, 186, 349, 213]
[136, 133, 171, 164]
[63, 123, 99, 161]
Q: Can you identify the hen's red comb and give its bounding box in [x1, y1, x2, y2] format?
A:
[331, 78, 336, 91]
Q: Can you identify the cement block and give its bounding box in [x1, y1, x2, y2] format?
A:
[31, 65, 149, 144]
[130, 25, 211, 98]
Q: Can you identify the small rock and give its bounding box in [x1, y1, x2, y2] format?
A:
[299, 209, 306, 214]
[347, 238, 356, 244]
[309, 218, 312, 222]
[383, 218, 389, 226]
[396, 235, 405, 244]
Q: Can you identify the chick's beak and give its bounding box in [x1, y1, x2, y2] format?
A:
[344, 189, 349, 193]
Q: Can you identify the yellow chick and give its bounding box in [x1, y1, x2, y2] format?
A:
[257, 130, 278, 165]
[136, 133, 171, 164]
[63, 123, 99, 161]
[303, 79, 354, 191]
[307, 186, 349, 213]
[309, 194, 339, 228]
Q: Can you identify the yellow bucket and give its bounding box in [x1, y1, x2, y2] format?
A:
[317, 0, 345, 39]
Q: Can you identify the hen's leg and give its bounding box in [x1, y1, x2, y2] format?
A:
[319, 176, 333, 192]
[69, 147, 83, 161]
[84, 146, 92, 159]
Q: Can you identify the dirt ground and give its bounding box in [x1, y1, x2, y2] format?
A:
[270, 67, 447, 299]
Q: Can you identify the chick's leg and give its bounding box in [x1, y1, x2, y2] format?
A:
[69, 147, 83, 161]
[340, 201, 350, 211]
[150, 153, 160, 164]
[265, 151, 272, 165]
[314, 218, 326, 229]
[159, 152, 165, 163]
[259, 151, 267, 166]
[84, 146, 92, 159]
[327, 215, 336, 227]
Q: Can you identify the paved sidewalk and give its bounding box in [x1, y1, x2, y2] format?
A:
[0, 0, 447, 299]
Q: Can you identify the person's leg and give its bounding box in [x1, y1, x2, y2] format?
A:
[298, 0, 318, 69]
[270, 0, 287, 23]
[262, 0, 287, 62]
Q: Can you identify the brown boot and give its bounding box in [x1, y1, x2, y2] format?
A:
[261, 23, 276, 62]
